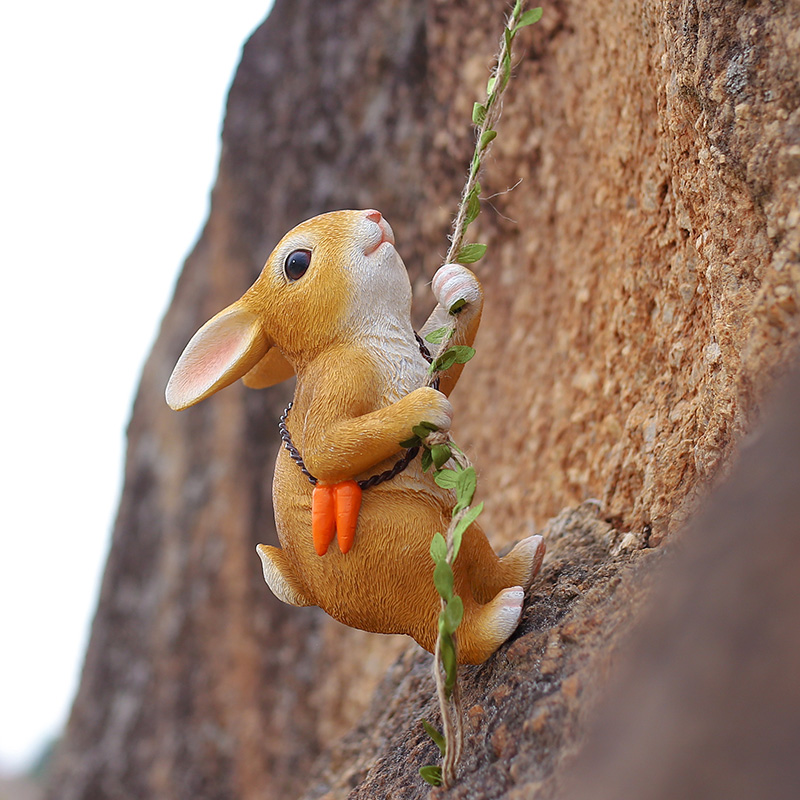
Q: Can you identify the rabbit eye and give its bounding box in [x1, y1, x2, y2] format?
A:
[284, 249, 311, 281]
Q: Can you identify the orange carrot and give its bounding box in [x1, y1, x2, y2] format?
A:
[334, 480, 362, 554]
[312, 485, 336, 556]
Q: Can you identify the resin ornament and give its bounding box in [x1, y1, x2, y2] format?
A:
[166, 209, 544, 664]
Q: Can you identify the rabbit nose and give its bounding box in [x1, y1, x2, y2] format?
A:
[363, 209, 395, 254]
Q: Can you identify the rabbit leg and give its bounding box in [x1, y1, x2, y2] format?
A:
[495, 534, 546, 594]
[456, 586, 527, 664]
[445, 530, 545, 664]
[458, 524, 545, 605]
[256, 544, 314, 607]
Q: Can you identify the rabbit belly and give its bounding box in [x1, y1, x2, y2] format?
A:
[272, 463, 444, 629]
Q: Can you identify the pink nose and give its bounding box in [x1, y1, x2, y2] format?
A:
[362, 209, 395, 254]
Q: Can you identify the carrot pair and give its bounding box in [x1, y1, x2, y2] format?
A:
[311, 480, 362, 556]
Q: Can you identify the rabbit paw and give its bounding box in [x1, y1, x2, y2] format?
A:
[407, 387, 453, 434]
[432, 263, 482, 313]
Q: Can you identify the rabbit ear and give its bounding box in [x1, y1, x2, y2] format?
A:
[166, 303, 271, 410]
[242, 347, 295, 389]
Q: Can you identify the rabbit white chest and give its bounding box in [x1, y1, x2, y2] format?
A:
[366, 328, 430, 406]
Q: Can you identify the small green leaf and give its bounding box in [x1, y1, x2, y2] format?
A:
[455, 243, 487, 264]
[465, 186, 481, 225]
[501, 51, 512, 89]
[452, 501, 484, 561]
[431, 443, 452, 469]
[421, 447, 433, 472]
[504, 25, 513, 53]
[431, 345, 476, 373]
[441, 595, 464, 634]
[515, 7, 543, 30]
[472, 102, 487, 125]
[433, 560, 454, 602]
[486, 75, 497, 95]
[454, 467, 477, 512]
[440, 634, 458, 694]
[449, 298, 467, 314]
[480, 129, 497, 149]
[430, 532, 447, 564]
[451, 345, 476, 364]
[422, 720, 446, 756]
[434, 469, 459, 489]
[471, 150, 481, 176]
[430, 349, 458, 373]
[412, 422, 438, 439]
[424, 325, 453, 344]
[399, 436, 420, 449]
[420, 765, 443, 786]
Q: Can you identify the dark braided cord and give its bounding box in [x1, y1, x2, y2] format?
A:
[279, 332, 437, 489]
[279, 403, 319, 485]
[357, 445, 420, 490]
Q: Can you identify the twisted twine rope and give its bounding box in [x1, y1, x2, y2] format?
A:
[424, 429, 471, 785]
[422, 2, 532, 787]
[443, 7, 520, 268]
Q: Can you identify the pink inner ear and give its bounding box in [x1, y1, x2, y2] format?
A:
[192, 331, 249, 387]
[166, 307, 266, 410]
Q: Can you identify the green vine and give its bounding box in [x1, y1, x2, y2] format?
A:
[410, 1, 543, 789]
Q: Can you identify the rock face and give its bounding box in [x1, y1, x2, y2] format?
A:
[559, 365, 800, 800]
[48, 1, 800, 799]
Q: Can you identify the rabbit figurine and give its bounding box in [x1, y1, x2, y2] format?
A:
[166, 209, 544, 663]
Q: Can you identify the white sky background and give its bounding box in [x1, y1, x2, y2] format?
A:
[0, 0, 274, 772]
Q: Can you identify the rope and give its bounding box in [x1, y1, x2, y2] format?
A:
[443, 6, 520, 268]
[423, 329, 475, 788]
[423, 2, 534, 785]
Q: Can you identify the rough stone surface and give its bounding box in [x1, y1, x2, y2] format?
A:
[561, 364, 800, 800]
[47, 1, 800, 799]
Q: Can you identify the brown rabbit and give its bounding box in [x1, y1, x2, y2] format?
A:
[166, 209, 544, 663]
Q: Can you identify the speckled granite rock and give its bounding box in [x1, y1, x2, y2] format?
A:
[560, 363, 800, 800]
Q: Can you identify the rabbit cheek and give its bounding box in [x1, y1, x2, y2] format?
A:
[283, 262, 352, 355]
